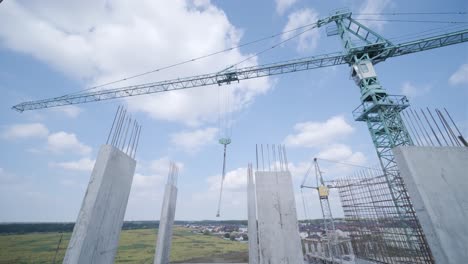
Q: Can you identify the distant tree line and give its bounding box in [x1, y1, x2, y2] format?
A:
[0, 220, 249, 234]
[0, 221, 159, 234]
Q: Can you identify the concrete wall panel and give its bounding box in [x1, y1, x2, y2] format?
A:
[154, 184, 178, 264]
[247, 169, 259, 264]
[394, 146, 468, 264]
[255, 171, 303, 264]
[63, 145, 136, 264]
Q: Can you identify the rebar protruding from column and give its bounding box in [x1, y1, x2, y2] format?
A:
[107, 106, 121, 145]
[402, 107, 467, 147]
[255, 144, 289, 172]
[167, 162, 179, 187]
[106, 106, 142, 158]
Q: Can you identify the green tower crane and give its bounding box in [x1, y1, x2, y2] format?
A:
[329, 9, 429, 260]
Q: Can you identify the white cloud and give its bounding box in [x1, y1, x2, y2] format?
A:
[148, 157, 184, 176]
[282, 8, 320, 52]
[400, 81, 431, 98]
[125, 157, 184, 220]
[317, 144, 366, 165]
[356, 0, 392, 31]
[0, 1, 271, 126]
[170, 127, 218, 153]
[207, 167, 247, 192]
[2, 123, 49, 140]
[50, 105, 82, 118]
[50, 158, 95, 172]
[132, 173, 166, 195]
[449, 64, 468, 85]
[275, 0, 298, 15]
[47, 131, 92, 155]
[288, 144, 367, 186]
[284, 115, 354, 147]
[182, 167, 248, 219]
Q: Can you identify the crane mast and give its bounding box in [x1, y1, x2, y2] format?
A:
[313, 158, 340, 262]
[330, 10, 433, 259]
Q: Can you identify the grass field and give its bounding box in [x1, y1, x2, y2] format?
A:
[0, 227, 247, 263]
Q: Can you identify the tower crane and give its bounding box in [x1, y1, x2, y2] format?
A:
[301, 158, 341, 262]
[11, 9, 468, 260]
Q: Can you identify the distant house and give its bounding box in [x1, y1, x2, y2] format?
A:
[235, 236, 244, 241]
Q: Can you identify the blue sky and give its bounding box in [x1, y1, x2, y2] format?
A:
[0, 0, 467, 222]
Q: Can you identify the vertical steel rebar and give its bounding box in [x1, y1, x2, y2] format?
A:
[436, 109, 455, 146]
[406, 110, 425, 145]
[427, 108, 449, 146]
[444, 108, 464, 137]
[414, 109, 434, 146]
[130, 122, 139, 157]
[272, 144, 277, 172]
[437, 109, 461, 146]
[133, 125, 142, 159]
[411, 108, 430, 145]
[114, 109, 127, 148]
[421, 109, 442, 146]
[444, 108, 468, 147]
[283, 145, 289, 171]
[255, 144, 259, 171]
[111, 107, 125, 146]
[402, 111, 422, 146]
[278, 145, 284, 171]
[267, 144, 271, 171]
[125, 120, 136, 155]
[261, 144, 265, 171]
[107, 105, 121, 145]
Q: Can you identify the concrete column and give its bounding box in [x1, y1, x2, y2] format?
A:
[255, 171, 304, 264]
[63, 145, 136, 264]
[317, 242, 322, 257]
[304, 241, 310, 254]
[247, 165, 259, 264]
[154, 176, 178, 264]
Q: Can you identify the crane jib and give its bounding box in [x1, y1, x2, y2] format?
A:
[11, 28, 468, 112]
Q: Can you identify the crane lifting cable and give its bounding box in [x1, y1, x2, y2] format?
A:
[216, 85, 233, 217]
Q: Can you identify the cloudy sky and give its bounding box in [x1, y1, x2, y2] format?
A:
[0, 0, 466, 222]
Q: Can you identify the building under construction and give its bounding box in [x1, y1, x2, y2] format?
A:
[8, 5, 468, 264]
[302, 108, 467, 264]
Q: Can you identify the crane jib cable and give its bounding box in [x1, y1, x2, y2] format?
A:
[354, 18, 468, 24]
[216, 138, 231, 217]
[353, 11, 467, 16]
[216, 85, 233, 218]
[63, 20, 322, 97]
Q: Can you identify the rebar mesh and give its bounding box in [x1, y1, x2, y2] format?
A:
[337, 168, 433, 263]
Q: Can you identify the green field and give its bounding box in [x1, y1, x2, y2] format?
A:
[0, 227, 247, 263]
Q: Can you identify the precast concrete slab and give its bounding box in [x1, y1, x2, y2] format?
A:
[394, 146, 468, 264]
[154, 183, 178, 264]
[255, 171, 304, 264]
[63, 145, 136, 264]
